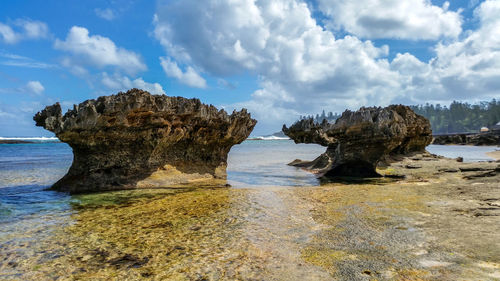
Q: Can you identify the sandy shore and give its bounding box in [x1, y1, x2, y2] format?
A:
[486, 150, 500, 160]
[1, 153, 499, 280]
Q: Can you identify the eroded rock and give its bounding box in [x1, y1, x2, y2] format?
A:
[432, 133, 500, 146]
[283, 105, 432, 178]
[34, 89, 256, 193]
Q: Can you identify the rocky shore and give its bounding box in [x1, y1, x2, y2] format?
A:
[0, 140, 33, 144]
[283, 105, 432, 178]
[2, 151, 499, 280]
[34, 89, 256, 193]
[432, 132, 499, 146]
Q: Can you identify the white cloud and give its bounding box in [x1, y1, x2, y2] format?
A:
[393, 0, 500, 103]
[0, 51, 56, 69]
[217, 78, 237, 90]
[25, 81, 45, 95]
[0, 109, 15, 118]
[60, 57, 89, 77]
[0, 19, 49, 44]
[0, 80, 46, 96]
[154, 0, 500, 134]
[159, 57, 207, 88]
[154, 0, 399, 132]
[95, 8, 116, 21]
[54, 26, 146, 74]
[101, 72, 166, 95]
[17, 19, 49, 39]
[317, 0, 462, 40]
[0, 23, 17, 44]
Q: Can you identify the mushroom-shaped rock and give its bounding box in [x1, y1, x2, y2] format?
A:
[34, 89, 257, 193]
[283, 105, 432, 178]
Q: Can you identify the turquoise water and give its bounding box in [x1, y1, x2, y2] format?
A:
[0, 140, 324, 225]
[0, 140, 496, 224]
[0, 140, 498, 279]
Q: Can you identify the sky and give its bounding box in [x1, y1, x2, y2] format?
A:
[0, 0, 499, 136]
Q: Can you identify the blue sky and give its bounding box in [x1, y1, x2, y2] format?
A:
[0, 0, 499, 136]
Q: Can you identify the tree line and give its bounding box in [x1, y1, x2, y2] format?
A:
[410, 99, 500, 134]
[298, 99, 500, 134]
[299, 110, 342, 123]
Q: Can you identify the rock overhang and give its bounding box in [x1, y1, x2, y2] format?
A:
[34, 88, 257, 193]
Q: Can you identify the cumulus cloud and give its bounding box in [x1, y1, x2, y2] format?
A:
[154, 0, 399, 132]
[154, 0, 500, 134]
[25, 81, 45, 95]
[0, 19, 49, 44]
[0, 80, 45, 96]
[159, 57, 207, 88]
[101, 72, 165, 95]
[95, 8, 116, 20]
[392, 0, 500, 103]
[317, 0, 462, 40]
[55, 26, 146, 74]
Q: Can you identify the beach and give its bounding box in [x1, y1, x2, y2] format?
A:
[486, 150, 500, 160]
[0, 140, 499, 280]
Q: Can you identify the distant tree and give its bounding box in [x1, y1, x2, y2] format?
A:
[410, 99, 500, 134]
[298, 100, 500, 134]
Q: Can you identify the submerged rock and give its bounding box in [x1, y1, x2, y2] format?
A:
[34, 89, 256, 193]
[283, 105, 432, 178]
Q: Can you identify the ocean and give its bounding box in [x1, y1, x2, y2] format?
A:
[0, 139, 498, 279]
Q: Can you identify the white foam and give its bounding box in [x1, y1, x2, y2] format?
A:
[249, 136, 290, 140]
[0, 137, 59, 141]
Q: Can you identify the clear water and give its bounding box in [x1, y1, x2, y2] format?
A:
[0, 140, 324, 224]
[426, 144, 497, 162]
[0, 141, 497, 223]
[0, 140, 497, 279]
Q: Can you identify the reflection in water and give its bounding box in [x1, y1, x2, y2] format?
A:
[227, 140, 324, 187]
[1, 187, 331, 279]
[0, 140, 498, 280]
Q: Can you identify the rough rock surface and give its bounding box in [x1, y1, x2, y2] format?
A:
[283, 105, 432, 177]
[34, 89, 256, 193]
[432, 133, 499, 146]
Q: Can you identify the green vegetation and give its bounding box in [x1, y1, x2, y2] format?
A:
[300, 99, 500, 134]
[299, 110, 341, 123]
[410, 99, 500, 134]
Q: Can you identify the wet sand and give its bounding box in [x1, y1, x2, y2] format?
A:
[0, 153, 499, 280]
[486, 150, 500, 160]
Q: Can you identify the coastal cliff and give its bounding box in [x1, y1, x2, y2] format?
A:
[283, 105, 432, 177]
[34, 89, 257, 193]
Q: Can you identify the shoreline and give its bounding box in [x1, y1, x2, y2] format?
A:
[486, 150, 500, 160]
[1, 152, 498, 280]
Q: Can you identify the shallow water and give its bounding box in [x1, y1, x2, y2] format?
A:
[0, 140, 498, 280]
[426, 144, 497, 162]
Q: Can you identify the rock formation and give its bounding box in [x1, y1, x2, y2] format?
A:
[34, 89, 257, 193]
[283, 105, 432, 178]
[432, 133, 499, 146]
